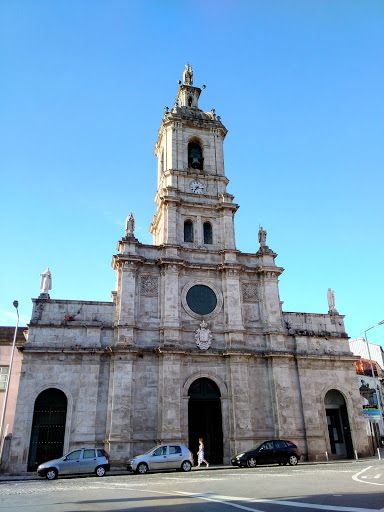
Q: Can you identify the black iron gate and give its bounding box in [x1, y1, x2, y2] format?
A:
[27, 388, 67, 471]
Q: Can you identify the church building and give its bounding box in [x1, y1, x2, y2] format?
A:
[6, 65, 370, 472]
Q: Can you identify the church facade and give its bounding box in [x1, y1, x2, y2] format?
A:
[6, 66, 370, 472]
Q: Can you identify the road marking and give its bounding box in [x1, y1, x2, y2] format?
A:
[352, 466, 384, 487]
[176, 492, 382, 512]
[374, 474, 382, 479]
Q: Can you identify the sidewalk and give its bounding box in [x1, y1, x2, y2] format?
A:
[1, 452, 383, 482]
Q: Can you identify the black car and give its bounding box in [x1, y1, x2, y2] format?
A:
[231, 440, 300, 468]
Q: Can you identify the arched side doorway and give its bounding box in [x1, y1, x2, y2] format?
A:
[188, 378, 223, 464]
[27, 388, 68, 471]
[325, 389, 354, 459]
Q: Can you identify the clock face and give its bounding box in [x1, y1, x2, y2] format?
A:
[190, 181, 205, 194]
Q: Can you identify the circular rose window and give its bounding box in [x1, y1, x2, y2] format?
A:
[182, 281, 223, 319]
[186, 285, 217, 315]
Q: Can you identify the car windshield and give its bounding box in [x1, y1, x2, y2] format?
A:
[142, 445, 161, 455]
[248, 441, 266, 451]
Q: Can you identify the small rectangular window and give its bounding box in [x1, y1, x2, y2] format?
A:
[0, 367, 9, 391]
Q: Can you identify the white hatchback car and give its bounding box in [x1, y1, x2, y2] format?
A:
[127, 444, 194, 474]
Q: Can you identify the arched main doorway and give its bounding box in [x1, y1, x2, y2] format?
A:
[188, 378, 223, 464]
[27, 388, 67, 471]
[325, 389, 354, 459]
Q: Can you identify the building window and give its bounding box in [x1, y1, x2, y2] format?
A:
[186, 285, 217, 315]
[203, 222, 213, 244]
[184, 220, 194, 242]
[188, 142, 204, 170]
[0, 367, 9, 391]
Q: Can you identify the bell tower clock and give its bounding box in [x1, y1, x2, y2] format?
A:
[150, 64, 238, 250]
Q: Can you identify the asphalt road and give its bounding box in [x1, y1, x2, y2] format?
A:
[1, 462, 384, 512]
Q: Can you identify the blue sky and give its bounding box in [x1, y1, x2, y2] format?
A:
[1, 1, 383, 347]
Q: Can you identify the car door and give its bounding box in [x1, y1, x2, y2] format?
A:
[80, 449, 97, 473]
[257, 441, 275, 465]
[57, 450, 82, 475]
[149, 446, 168, 470]
[166, 445, 183, 469]
[273, 440, 286, 464]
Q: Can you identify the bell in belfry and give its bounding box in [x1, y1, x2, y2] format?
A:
[188, 142, 204, 170]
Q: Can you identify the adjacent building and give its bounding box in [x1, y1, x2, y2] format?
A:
[350, 338, 384, 446]
[0, 327, 25, 464]
[5, 66, 371, 473]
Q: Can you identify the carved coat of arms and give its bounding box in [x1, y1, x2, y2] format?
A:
[195, 321, 213, 350]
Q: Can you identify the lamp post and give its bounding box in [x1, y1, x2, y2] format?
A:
[364, 320, 384, 440]
[0, 301, 19, 462]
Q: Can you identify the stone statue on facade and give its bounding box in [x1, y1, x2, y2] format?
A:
[125, 213, 135, 238]
[258, 226, 267, 247]
[327, 288, 337, 314]
[183, 63, 193, 85]
[195, 320, 213, 350]
[40, 267, 52, 298]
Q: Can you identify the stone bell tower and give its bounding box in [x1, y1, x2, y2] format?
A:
[150, 64, 238, 251]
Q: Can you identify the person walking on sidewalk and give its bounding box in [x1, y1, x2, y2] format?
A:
[197, 437, 209, 468]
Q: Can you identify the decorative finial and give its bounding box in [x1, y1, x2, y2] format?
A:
[164, 106, 169, 114]
[183, 63, 193, 85]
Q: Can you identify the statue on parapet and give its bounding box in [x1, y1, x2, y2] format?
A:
[183, 63, 193, 85]
[327, 288, 338, 314]
[40, 267, 52, 298]
[258, 226, 267, 247]
[125, 212, 135, 238]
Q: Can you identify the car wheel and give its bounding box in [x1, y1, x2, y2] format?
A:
[136, 462, 149, 474]
[46, 468, 58, 480]
[288, 455, 298, 466]
[95, 466, 106, 477]
[181, 460, 192, 472]
[247, 457, 257, 468]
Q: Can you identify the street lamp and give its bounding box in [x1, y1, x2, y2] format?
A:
[0, 300, 19, 462]
[364, 320, 384, 441]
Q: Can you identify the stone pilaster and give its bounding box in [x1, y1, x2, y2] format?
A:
[157, 354, 183, 441]
[160, 263, 180, 345]
[116, 261, 138, 346]
[106, 354, 134, 464]
[221, 264, 245, 348]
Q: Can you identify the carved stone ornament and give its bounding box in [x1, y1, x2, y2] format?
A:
[242, 283, 258, 301]
[195, 321, 213, 350]
[140, 276, 158, 296]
